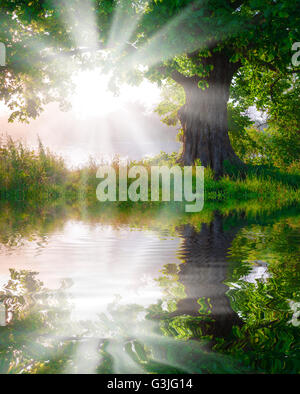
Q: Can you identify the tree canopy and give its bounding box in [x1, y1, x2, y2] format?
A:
[0, 1, 299, 172]
[0, 1, 299, 114]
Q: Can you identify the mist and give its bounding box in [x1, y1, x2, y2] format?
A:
[0, 100, 180, 168]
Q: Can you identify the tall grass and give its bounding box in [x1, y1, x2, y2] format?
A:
[0, 138, 299, 206]
[0, 136, 68, 199]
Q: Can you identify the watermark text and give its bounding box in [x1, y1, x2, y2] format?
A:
[0, 43, 6, 66]
[292, 42, 300, 67]
[96, 165, 204, 213]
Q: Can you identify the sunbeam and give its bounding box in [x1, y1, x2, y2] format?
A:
[60, 0, 100, 51]
[107, 0, 147, 52]
[120, 1, 206, 71]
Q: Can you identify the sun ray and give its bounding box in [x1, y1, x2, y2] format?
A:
[123, 2, 204, 70]
[107, 0, 147, 52]
[60, 0, 99, 51]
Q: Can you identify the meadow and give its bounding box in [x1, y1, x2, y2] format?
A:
[0, 137, 299, 208]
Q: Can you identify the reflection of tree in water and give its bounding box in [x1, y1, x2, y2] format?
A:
[152, 212, 243, 342]
[0, 270, 78, 373]
[0, 202, 68, 252]
[0, 209, 299, 374]
[0, 269, 243, 374]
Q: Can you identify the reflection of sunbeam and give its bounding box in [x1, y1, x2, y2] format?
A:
[105, 339, 145, 373]
[63, 337, 103, 374]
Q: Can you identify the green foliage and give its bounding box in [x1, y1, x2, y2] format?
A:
[0, 1, 79, 122]
[229, 125, 300, 170]
[148, 214, 300, 373]
[155, 80, 185, 127]
[215, 219, 300, 373]
[0, 269, 75, 374]
[230, 63, 300, 169]
[1, 134, 299, 210]
[0, 0, 299, 121]
[0, 0, 298, 179]
[0, 136, 68, 198]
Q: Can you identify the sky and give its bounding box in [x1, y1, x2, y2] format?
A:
[0, 71, 180, 168]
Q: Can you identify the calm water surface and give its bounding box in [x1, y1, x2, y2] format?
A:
[0, 203, 299, 373]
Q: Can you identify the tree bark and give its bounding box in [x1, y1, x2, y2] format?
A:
[177, 51, 243, 178]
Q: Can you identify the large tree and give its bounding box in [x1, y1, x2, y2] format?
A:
[0, 1, 299, 175]
[131, 0, 299, 175]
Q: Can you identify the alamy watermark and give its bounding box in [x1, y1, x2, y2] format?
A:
[0, 43, 6, 66]
[292, 42, 300, 67]
[96, 165, 204, 213]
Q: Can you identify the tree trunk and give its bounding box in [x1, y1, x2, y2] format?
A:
[178, 52, 242, 178]
[174, 213, 244, 340]
[151, 212, 244, 342]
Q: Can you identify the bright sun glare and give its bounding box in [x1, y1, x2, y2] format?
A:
[71, 70, 161, 120]
[71, 71, 118, 119]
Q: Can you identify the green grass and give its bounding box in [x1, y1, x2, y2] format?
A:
[0, 136, 68, 199]
[0, 139, 299, 207]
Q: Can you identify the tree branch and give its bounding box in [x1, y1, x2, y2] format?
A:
[157, 65, 197, 85]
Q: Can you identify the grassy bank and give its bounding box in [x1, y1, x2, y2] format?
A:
[0, 138, 299, 206]
[0, 136, 68, 199]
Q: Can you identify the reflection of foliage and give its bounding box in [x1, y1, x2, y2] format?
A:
[0, 269, 244, 374]
[159, 315, 214, 342]
[219, 218, 300, 373]
[0, 202, 68, 251]
[92, 299, 244, 374]
[0, 270, 76, 374]
[0, 210, 299, 374]
[154, 264, 186, 313]
[228, 219, 300, 289]
[1, 200, 298, 254]
[214, 313, 300, 373]
[288, 302, 300, 328]
[145, 216, 300, 373]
